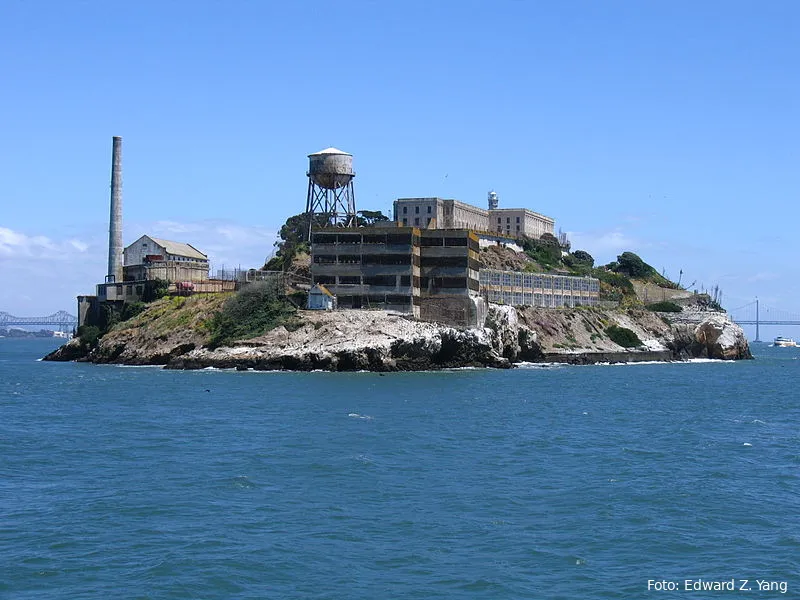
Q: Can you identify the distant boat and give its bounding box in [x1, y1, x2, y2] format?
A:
[52, 331, 70, 339]
[773, 336, 797, 347]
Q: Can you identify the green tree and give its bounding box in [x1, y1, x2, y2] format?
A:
[572, 250, 594, 268]
[357, 210, 390, 226]
[614, 252, 648, 277]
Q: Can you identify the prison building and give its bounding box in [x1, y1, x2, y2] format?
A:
[394, 198, 489, 231]
[311, 228, 422, 316]
[488, 208, 554, 239]
[393, 197, 555, 239]
[122, 235, 209, 283]
[479, 269, 600, 308]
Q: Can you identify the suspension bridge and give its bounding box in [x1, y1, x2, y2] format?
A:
[0, 311, 78, 331]
[728, 300, 800, 341]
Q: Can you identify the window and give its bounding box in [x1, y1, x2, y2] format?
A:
[414, 217, 420, 225]
[506, 217, 510, 223]
[427, 206, 432, 214]
[402, 218, 408, 226]
[516, 225, 520, 232]
[497, 217, 501, 223]
[415, 206, 420, 214]
[516, 216, 520, 223]
[427, 217, 432, 225]
[403, 206, 407, 214]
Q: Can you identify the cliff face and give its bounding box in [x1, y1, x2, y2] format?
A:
[44, 300, 751, 370]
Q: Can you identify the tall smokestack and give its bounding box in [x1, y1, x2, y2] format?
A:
[107, 136, 123, 283]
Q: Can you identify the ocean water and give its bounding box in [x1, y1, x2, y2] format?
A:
[1, 339, 797, 598]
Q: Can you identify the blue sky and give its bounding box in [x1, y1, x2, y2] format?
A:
[1, 1, 797, 339]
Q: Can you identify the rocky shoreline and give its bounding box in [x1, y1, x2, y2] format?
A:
[44, 302, 752, 371]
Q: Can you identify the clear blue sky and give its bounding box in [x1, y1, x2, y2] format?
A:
[1, 1, 797, 339]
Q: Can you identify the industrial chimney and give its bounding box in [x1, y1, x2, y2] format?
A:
[107, 136, 123, 283]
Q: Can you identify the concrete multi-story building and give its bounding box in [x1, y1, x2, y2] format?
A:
[393, 197, 554, 239]
[310, 226, 484, 325]
[311, 227, 421, 315]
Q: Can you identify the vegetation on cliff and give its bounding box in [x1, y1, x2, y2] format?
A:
[206, 281, 299, 348]
[605, 324, 643, 348]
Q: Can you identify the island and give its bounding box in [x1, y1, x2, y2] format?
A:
[45, 241, 751, 371]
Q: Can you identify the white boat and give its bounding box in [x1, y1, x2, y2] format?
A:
[773, 336, 797, 347]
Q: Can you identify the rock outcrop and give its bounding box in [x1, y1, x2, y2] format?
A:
[669, 313, 751, 360]
[44, 301, 751, 370]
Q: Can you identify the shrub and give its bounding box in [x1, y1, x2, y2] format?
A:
[207, 281, 298, 348]
[521, 236, 562, 269]
[646, 301, 682, 313]
[605, 324, 642, 348]
[120, 301, 146, 321]
[142, 279, 170, 302]
[77, 325, 101, 349]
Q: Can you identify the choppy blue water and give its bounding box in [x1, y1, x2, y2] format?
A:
[1, 339, 798, 598]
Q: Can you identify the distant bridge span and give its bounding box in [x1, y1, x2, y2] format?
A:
[0, 310, 78, 328]
[728, 300, 800, 341]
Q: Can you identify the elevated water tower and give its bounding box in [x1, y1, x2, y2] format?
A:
[304, 147, 357, 240]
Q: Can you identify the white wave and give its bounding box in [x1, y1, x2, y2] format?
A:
[348, 413, 373, 420]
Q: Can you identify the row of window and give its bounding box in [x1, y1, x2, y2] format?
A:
[497, 217, 521, 224]
[315, 275, 414, 287]
[313, 254, 414, 266]
[401, 205, 433, 215]
[401, 217, 433, 227]
[479, 270, 600, 292]
[486, 290, 599, 308]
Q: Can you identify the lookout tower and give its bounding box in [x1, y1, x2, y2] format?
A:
[488, 190, 499, 210]
[304, 147, 357, 240]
